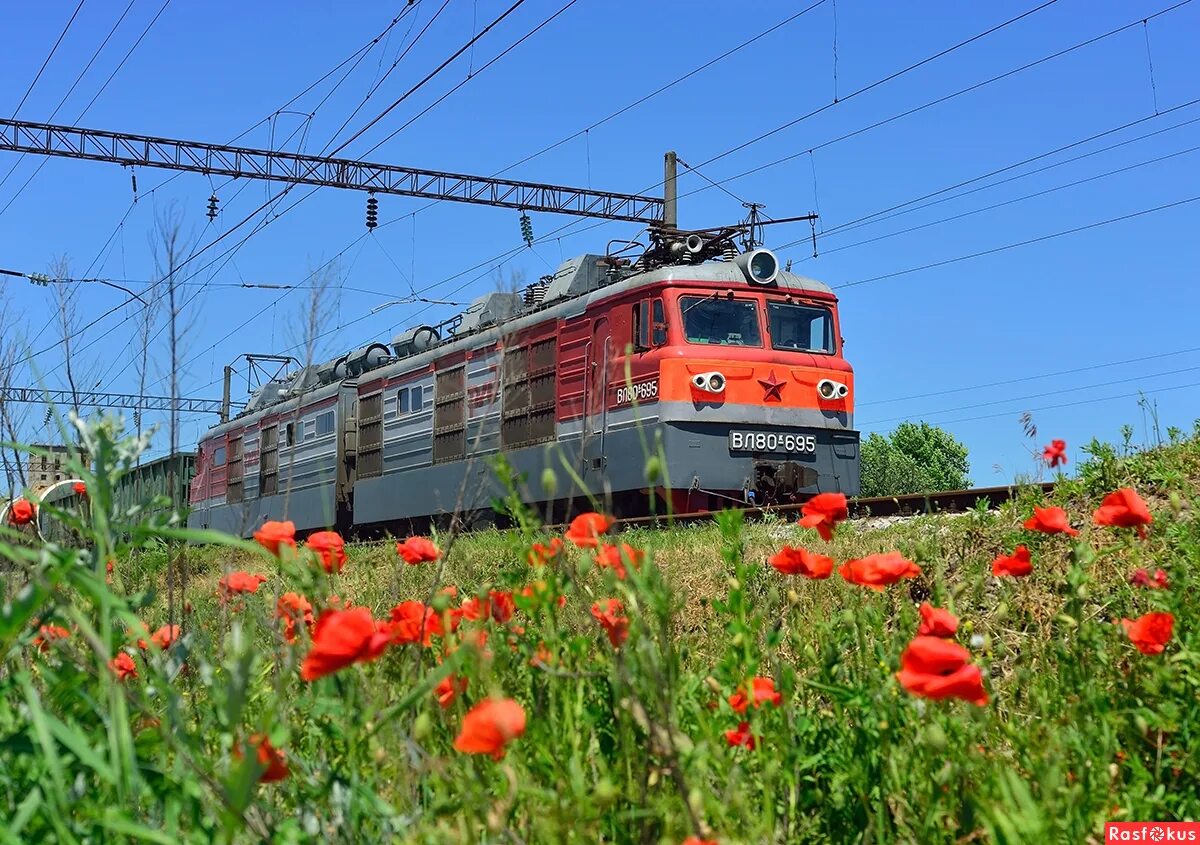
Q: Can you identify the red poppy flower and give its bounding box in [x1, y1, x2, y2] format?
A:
[528, 538, 564, 566]
[768, 545, 834, 578]
[306, 530, 348, 573]
[838, 552, 921, 590]
[798, 492, 848, 542]
[1121, 612, 1174, 655]
[300, 607, 392, 681]
[396, 536, 440, 564]
[434, 674, 468, 708]
[1130, 568, 1169, 590]
[594, 543, 644, 580]
[453, 698, 527, 760]
[276, 592, 314, 643]
[1023, 506, 1078, 537]
[1042, 439, 1068, 468]
[109, 651, 137, 681]
[992, 545, 1033, 578]
[387, 600, 442, 647]
[724, 721, 756, 750]
[72, 481, 87, 496]
[459, 596, 492, 624]
[682, 838, 720, 845]
[217, 571, 267, 603]
[33, 624, 70, 651]
[150, 624, 180, 649]
[1094, 488, 1153, 539]
[488, 590, 516, 624]
[918, 602, 959, 638]
[8, 498, 35, 526]
[565, 512, 614, 548]
[591, 598, 629, 648]
[728, 677, 782, 714]
[253, 520, 296, 555]
[234, 734, 289, 783]
[895, 636, 988, 706]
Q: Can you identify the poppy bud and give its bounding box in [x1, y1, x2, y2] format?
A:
[647, 769, 659, 788]
[412, 711, 432, 741]
[840, 609, 855, 625]
[731, 632, 744, 647]
[962, 620, 974, 633]
[644, 455, 663, 483]
[787, 589, 800, 606]
[374, 746, 387, 764]
[1134, 714, 1150, 736]
[1056, 614, 1078, 628]
[704, 676, 722, 694]
[924, 723, 947, 750]
[803, 644, 817, 662]
[1169, 491, 1183, 515]
[540, 467, 558, 498]
[727, 577, 740, 591]
[431, 593, 452, 613]
[994, 601, 1009, 622]
[594, 778, 618, 806]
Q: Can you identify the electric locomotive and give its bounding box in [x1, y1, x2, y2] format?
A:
[188, 230, 859, 536]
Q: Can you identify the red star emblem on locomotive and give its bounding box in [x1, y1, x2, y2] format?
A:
[758, 370, 785, 401]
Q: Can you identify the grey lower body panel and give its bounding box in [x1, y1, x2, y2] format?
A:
[189, 420, 859, 535]
[187, 484, 336, 537]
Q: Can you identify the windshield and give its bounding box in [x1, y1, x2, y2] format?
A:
[767, 302, 834, 353]
[679, 296, 762, 346]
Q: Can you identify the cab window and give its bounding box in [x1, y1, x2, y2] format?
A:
[679, 296, 762, 347]
[767, 302, 834, 353]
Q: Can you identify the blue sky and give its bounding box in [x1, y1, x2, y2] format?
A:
[2, 0, 1198, 485]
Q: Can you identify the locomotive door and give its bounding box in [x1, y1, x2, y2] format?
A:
[584, 316, 611, 473]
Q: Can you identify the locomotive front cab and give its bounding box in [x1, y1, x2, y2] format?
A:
[625, 256, 859, 509]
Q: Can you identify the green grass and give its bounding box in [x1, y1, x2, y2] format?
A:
[3, 419, 1199, 843]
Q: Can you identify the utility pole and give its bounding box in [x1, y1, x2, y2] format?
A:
[663, 150, 678, 229]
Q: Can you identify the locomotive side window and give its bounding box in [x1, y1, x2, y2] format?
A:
[679, 296, 762, 347]
[767, 302, 834, 354]
[316, 411, 335, 436]
[632, 301, 650, 350]
[212, 446, 227, 467]
[651, 298, 666, 346]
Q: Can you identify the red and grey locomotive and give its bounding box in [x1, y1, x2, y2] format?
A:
[188, 231, 859, 536]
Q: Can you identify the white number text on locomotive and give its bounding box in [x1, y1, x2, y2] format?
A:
[615, 379, 659, 405]
[728, 431, 817, 453]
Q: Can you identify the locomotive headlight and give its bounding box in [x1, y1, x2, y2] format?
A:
[818, 378, 848, 400]
[692, 371, 726, 393]
[733, 248, 780, 285]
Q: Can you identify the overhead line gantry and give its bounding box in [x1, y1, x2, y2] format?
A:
[0, 118, 667, 225]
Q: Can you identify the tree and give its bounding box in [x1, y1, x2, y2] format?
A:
[859, 422, 971, 497]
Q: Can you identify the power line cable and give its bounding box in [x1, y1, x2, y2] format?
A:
[861, 344, 1200, 408]
[8, 0, 88, 119]
[832, 194, 1200, 290]
[0, 0, 174, 219]
[783, 141, 1200, 259]
[329, 0, 530, 156]
[862, 363, 1200, 426]
[0, 0, 137, 193]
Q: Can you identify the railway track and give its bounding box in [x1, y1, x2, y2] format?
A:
[597, 481, 1057, 531]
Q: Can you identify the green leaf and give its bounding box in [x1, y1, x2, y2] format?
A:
[101, 812, 181, 845]
[45, 710, 116, 785]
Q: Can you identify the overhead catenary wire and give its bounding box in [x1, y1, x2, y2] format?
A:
[832, 193, 1200, 290]
[8, 0, 88, 119]
[860, 344, 1200, 407]
[0, 0, 138, 193]
[782, 141, 1200, 260]
[860, 363, 1200, 427]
